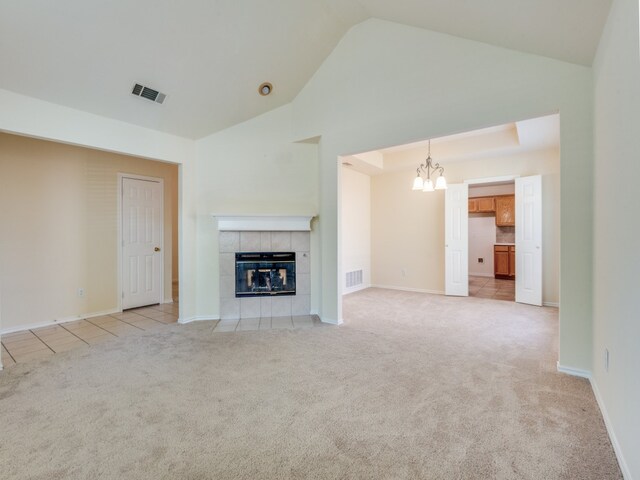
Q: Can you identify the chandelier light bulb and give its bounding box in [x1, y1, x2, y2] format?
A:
[423, 179, 434, 192]
[412, 176, 424, 190]
[435, 175, 447, 190]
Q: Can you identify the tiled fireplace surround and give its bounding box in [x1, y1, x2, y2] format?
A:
[219, 231, 311, 320]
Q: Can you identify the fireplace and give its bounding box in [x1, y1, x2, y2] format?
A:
[235, 252, 296, 297]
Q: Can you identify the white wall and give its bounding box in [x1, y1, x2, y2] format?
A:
[193, 105, 320, 321]
[288, 18, 592, 365]
[592, 0, 640, 477]
[371, 148, 560, 303]
[0, 89, 193, 165]
[340, 165, 371, 293]
[0, 132, 179, 332]
[468, 216, 497, 277]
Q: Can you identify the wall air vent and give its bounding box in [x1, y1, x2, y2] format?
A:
[131, 83, 167, 104]
[346, 270, 363, 289]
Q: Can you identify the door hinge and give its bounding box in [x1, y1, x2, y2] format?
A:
[122, 292, 125, 299]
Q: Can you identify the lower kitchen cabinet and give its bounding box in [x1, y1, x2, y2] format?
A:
[494, 245, 515, 279]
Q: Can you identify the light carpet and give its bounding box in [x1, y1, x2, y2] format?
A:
[0, 288, 622, 479]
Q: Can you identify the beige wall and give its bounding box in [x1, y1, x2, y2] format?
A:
[340, 165, 371, 293]
[371, 148, 560, 303]
[0, 132, 178, 331]
[469, 184, 515, 197]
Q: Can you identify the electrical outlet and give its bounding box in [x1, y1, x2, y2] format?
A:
[604, 348, 609, 372]
[78, 288, 85, 298]
[401, 268, 407, 277]
[478, 258, 484, 264]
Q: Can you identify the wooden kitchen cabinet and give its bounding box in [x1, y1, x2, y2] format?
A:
[495, 195, 515, 226]
[469, 196, 495, 213]
[509, 246, 516, 277]
[476, 196, 495, 212]
[494, 245, 516, 279]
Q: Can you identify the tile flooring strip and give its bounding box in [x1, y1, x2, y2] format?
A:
[83, 318, 121, 336]
[111, 315, 162, 330]
[1, 343, 17, 363]
[57, 324, 90, 345]
[28, 330, 56, 353]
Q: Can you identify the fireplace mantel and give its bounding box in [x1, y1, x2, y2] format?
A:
[212, 214, 315, 232]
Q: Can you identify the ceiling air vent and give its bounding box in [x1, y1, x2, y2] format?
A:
[131, 83, 166, 104]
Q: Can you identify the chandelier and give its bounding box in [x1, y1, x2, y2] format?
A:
[411, 140, 447, 191]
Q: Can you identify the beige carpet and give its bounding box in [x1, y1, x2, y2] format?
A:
[0, 289, 622, 479]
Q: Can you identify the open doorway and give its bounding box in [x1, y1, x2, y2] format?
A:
[468, 181, 516, 301]
[339, 114, 559, 309]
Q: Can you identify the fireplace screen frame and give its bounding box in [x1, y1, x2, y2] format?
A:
[235, 252, 296, 297]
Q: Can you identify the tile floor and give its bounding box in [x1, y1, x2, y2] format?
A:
[213, 315, 324, 333]
[1, 292, 325, 368]
[469, 275, 515, 301]
[1, 302, 179, 368]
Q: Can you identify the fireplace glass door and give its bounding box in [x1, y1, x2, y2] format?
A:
[235, 252, 296, 297]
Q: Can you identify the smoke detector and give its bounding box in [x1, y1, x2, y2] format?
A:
[258, 82, 273, 96]
[132, 83, 167, 104]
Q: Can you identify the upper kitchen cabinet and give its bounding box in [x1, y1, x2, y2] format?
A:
[476, 197, 495, 213]
[468, 196, 495, 213]
[495, 195, 515, 226]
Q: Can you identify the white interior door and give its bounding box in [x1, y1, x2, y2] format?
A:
[122, 177, 163, 309]
[515, 175, 542, 306]
[445, 183, 469, 296]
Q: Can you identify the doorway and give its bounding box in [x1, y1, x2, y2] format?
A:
[444, 175, 543, 306]
[120, 174, 164, 310]
[468, 181, 516, 301]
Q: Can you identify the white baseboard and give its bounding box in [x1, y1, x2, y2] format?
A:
[0, 307, 121, 335]
[469, 272, 494, 278]
[342, 284, 371, 295]
[590, 378, 633, 480]
[163, 299, 174, 304]
[556, 363, 632, 478]
[178, 315, 220, 325]
[371, 284, 445, 295]
[556, 362, 592, 379]
[320, 317, 343, 325]
[543, 301, 560, 308]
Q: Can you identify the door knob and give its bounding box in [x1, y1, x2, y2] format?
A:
[154, 247, 161, 252]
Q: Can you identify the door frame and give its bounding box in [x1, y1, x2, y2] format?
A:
[117, 173, 165, 311]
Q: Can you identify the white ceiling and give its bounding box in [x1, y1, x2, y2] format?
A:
[342, 114, 560, 175]
[0, 1, 610, 139]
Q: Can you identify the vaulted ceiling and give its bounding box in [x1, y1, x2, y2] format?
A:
[0, 0, 612, 139]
